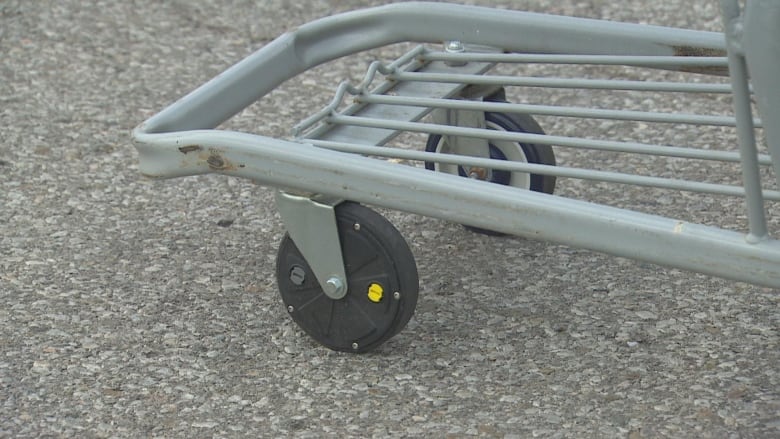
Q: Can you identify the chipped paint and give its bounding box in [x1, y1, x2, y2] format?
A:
[206, 153, 227, 170]
[672, 46, 729, 76]
[204, 151, 243, 171]
[673, 46, 727, 58]
[178, 145, 202, 154]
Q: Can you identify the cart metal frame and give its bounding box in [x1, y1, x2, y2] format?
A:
[134, 0, 780, 291]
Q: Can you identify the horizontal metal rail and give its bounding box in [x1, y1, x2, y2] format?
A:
[137, 1, 728, 134]
[324, 114, 771, 165]
[304, 139, 780, 201]
[389, 71, 735, 93]
[354, 94, 764, 128]
[133, 130, 780, 288]
[135, 2, 780, 287]
[420, 52, 729, 67]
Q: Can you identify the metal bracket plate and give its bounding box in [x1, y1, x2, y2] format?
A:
[274, 192, 348, 299]
[431, 106, 492, 179]
[431, 107, 491, 157]
[430, 42, 494, 174]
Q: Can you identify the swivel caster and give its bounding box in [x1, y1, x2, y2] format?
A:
[425, 98, 556, 235]
[276, 202, 418, 353]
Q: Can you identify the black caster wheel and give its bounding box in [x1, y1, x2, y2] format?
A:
[425, 103, 556, 236]
[276, 202, 419, 353]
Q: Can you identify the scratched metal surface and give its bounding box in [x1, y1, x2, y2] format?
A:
[2, 1, 779, 437]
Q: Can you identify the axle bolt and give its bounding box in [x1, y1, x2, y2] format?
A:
[324, 276, 345, 297]
[445, 40, 467, 66]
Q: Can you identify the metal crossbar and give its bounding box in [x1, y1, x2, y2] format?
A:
[387, 72, 736, 93]
[304, 139, 780, 201]
[420, 52, 730, 68]
[353, 95, 764, 129]
[134, 1, 780, 288]
[297, 46, 769, 205]
[325, 114, 766, 165]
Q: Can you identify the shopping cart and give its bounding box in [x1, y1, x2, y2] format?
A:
[133, 0, 780, 352]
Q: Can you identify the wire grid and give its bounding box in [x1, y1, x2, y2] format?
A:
[293, 44, 775, 231]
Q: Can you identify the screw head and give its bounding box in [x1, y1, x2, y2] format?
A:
[287, 305, 294, 313]
[393, 291, 401, 300]
[353, 223, 361, 231]
[351, 342, 359, 350]
[444, 41, 467, 66]
[445, 40, 465, 53]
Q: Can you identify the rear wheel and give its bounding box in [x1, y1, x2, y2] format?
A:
[425, 109, 556, 235]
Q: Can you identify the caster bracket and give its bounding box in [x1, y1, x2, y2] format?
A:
[431, 83, 493, 179]
[431, 107, 491, 162]
[275, 191, 348, 300]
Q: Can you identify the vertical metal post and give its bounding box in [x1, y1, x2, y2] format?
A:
[742, 0, 780, 191]
[720, 0, 768, 242]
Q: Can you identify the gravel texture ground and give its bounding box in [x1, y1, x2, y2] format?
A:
[2, 0, 779, 437]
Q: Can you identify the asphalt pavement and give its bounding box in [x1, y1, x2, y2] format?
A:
[2, 0, 779, 437]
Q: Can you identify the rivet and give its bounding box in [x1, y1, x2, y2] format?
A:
[351, 342, 359, 350]
[353, 223, 361, 231]
[287, 305, 294, 313]
[393, 291, 401, 300]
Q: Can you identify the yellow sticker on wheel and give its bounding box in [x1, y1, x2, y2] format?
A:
[367, 283, 384, 303]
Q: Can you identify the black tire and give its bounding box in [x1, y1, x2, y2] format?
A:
[276, 202, 419, 353]
[425, 108, 556, 235]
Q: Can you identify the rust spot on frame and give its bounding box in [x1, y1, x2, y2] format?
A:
[207, 154, 226, 170]
[178, 145, 202, 154]
[673, 46, 727, 58]
[672, 45, 729, 76]
[205, 152, 240, 171]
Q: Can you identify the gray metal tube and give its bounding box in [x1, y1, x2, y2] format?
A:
[137, 2, 726, 135]
[326, 115, 749, 163]
[133, 130, 780, 288]
[721, 0, 769, 241]
[391, 72, 735, 93]
[304, 139, 780, 201]
[742, 0, 780, 192]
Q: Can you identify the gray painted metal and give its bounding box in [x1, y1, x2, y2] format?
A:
[133, 131, 780, 288]
[388, 72, 737, 93]
[422, 52, 730, 67]
[293, 46, 429, 139]
[324, 115, 763, 166]
[274, 192, 348, 300]
[137, 2, 725, 134]
[430, 107, 491, 164]
[301, 140, 780, 201]
[299, 56, 494, 146]
[355, 94, 764, 129]
[133, 2, 780, 288]
[720, 0, 768, 241]
[742, 0, 780, 191]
